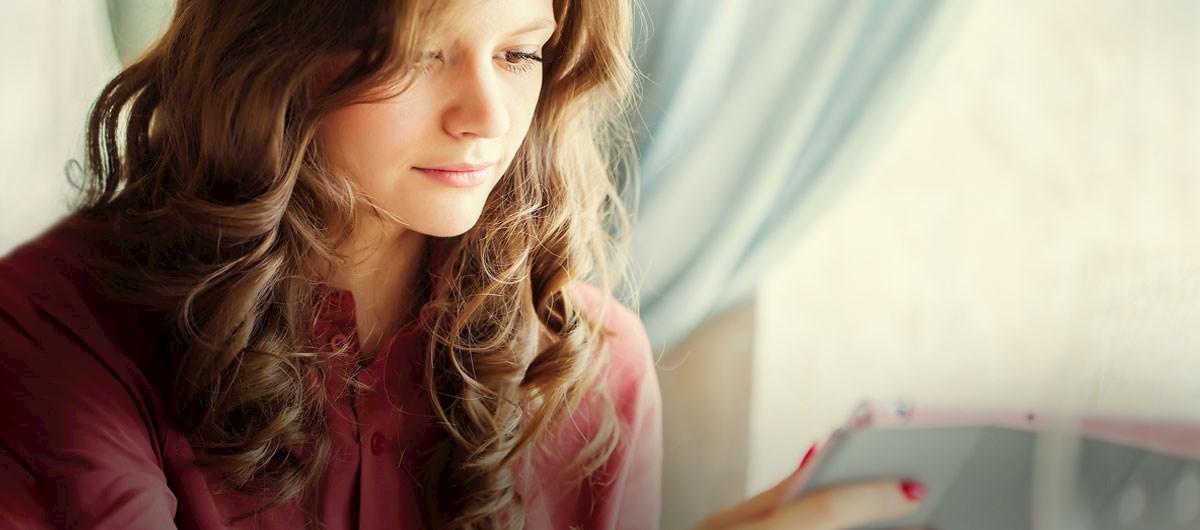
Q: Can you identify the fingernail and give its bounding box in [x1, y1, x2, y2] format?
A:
[900, 479, 927, 501]
[795, 443, 818, 472]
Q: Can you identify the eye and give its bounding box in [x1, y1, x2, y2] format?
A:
[496, 50, 544, 73]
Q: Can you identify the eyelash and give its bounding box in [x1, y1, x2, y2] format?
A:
[497, 51, 544, 73]
[415, 50, 544, 74]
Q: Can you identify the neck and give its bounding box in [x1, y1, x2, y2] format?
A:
[327, 218, 429, 358]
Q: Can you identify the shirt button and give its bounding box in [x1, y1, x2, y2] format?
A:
[370, 432, 387, 455]
[330, 332, 350, 350]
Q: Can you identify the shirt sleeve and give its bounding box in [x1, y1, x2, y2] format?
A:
[0, 441, 52, 530]
[0, 286, 178, 529]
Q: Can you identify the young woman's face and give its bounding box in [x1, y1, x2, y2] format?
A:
[317, 0, 555, 237]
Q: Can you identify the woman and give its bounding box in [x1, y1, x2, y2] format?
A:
[0, 0, 926, 528]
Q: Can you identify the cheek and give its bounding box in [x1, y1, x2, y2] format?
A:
[514, 82, 542, 132]
[318, 103, 424, 185]
[502, 85, 544, 165]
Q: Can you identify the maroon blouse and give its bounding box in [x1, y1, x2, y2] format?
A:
[0, 216, 662, 529]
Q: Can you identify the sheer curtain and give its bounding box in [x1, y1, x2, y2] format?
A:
[631, 0, 969, 350]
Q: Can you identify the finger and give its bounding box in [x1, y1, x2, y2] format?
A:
[749, 478, 926, 530]
[696, 444, 818, 530]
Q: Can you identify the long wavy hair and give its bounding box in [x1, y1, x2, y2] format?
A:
[73, 0, 638, 528]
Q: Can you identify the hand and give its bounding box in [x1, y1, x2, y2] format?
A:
[694, 445, 930, 530]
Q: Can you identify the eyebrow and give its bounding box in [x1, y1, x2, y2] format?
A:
[509, 17, 557, 36]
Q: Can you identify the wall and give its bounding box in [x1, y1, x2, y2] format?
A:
[0, 2, 118, 254]
[658, 300, 755, 530]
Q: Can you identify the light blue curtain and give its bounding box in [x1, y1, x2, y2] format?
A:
[631, 0, 971, 349]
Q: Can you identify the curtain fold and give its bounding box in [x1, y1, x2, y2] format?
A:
[631, 0, 971, 350]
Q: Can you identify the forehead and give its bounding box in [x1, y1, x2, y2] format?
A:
[424, 0, 556, 40]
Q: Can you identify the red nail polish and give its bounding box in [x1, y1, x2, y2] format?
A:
[900, 480, 927, 501]
[796, 443, 817, 472]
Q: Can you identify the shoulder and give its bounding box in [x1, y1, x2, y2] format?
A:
[566, 281, 658, 400]
[0, 216, 94, 352]
[1, 215, 106, 314]
[1, 215, 159, 345]
[532, 280, 662, 466]
[0, 215, 165, 415]
[563, 281, 662, 489]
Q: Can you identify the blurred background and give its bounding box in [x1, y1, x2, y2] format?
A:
[2, 1, 1198, 529]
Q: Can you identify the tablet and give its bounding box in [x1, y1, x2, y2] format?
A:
[772, 402, 1200, 530]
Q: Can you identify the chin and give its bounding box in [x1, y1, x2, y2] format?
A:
[411, 212, 485, 238]
[381, 182, 495, 238]
[420, 224, 476, 238]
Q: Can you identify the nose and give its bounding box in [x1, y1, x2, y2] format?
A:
[441, 57, 510, 140]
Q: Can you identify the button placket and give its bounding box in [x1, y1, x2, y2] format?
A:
[359, 358, 393, 458]
[353, 341, 409, 528]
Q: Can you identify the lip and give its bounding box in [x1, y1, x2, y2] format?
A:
[414, 163, 495, 188]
